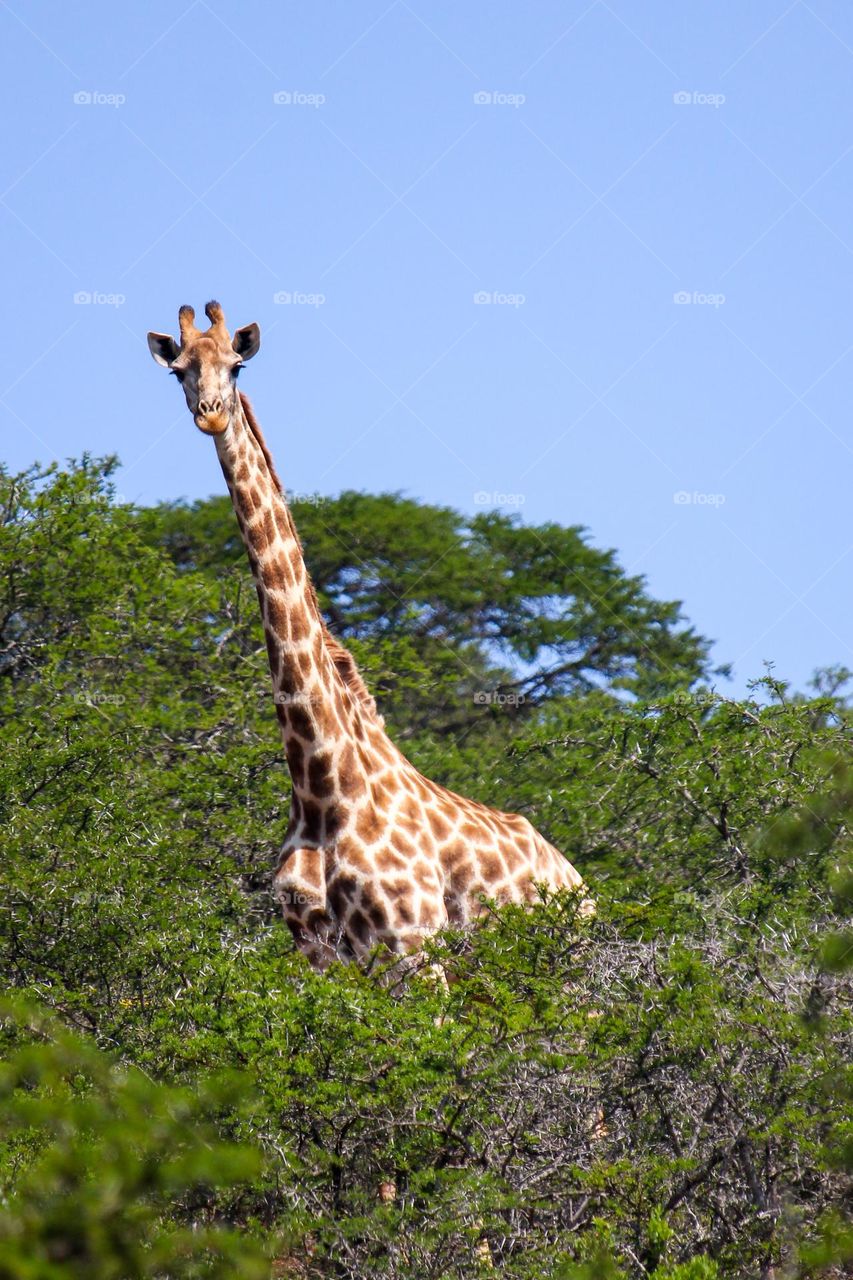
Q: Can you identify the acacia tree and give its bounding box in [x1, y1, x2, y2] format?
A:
[139, 489, 718, 733]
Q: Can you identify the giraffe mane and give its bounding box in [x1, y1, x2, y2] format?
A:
[239, 392, 284, 494]
[324, 631, 384, 726]
[238, 392, 383, 727]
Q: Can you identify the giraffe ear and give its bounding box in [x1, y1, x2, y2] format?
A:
[147, 332, 180, 367]
[232, 323, 260, 361]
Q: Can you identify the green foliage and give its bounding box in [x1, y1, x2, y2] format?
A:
[0, 1001, 267, 1279]
[0, 458, 850, 1278]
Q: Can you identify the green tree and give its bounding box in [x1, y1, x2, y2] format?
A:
[138, 489, 718, 734]
[0, 1001, 267, 1279]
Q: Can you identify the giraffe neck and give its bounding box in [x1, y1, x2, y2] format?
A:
[214, 395, 371, 840]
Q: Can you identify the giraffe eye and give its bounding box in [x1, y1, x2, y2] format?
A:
[233, 363, 244, 377]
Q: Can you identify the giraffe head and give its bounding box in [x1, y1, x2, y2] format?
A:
[147, 301, 260, 435]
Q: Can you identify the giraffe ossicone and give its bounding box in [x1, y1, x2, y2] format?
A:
[147, 301, 593, 970]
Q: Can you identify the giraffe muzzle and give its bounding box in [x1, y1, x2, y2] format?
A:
[195, 398, 229, 435]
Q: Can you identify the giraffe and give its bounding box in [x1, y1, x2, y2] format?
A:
[147, 302, 592, 971]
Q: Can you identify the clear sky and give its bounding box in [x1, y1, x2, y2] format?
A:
[2, 1, 851, 696]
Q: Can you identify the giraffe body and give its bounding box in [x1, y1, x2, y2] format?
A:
[275, 730, 586, 967]
[147, 302, 591, 970]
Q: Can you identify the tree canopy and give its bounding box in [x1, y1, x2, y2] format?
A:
[138, 487, 718, 725]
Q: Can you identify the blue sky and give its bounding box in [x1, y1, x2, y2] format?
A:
[2, 0, 851, 695]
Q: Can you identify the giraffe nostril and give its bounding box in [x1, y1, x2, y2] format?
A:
[198, 398, 225, 417]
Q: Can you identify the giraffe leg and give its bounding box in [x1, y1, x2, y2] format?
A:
[272, 847, 342, 969]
